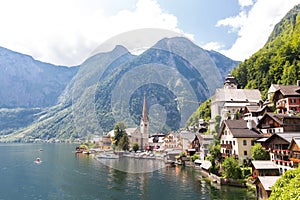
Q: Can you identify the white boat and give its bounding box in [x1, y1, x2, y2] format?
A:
[97, 153, 119, 159]
[35, 157, 42, 164]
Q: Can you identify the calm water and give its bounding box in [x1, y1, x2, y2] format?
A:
[0, 144, 255, 200]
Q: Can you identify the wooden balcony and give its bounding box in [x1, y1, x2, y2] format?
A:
[221, 144, 232, 149]
[275, 160, 293, 167]
[271, 149, 290, 155]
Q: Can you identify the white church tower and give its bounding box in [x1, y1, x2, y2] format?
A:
[140, 95, 149, 150]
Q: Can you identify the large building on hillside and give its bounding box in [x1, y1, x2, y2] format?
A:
[210, 74, 262, 133]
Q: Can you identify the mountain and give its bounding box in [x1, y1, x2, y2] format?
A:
[0, 47, 78, 108]
[232, 4, 300, 98]
[1, 37, 238, 142]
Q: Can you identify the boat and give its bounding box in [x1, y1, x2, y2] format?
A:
[97, 153, 119, 159]
[35, 157, 42, 164]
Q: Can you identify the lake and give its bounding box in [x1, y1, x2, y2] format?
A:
[0, 144, 255, 200]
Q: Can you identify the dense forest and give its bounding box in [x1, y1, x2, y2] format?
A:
[232, 5, 300, 99]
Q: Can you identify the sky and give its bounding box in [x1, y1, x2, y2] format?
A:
[0, 0, 299, 66]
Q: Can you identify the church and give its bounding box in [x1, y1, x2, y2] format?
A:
[106, 95, 150, 151]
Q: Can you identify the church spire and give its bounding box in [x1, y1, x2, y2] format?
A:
[142, 95, 148, 122]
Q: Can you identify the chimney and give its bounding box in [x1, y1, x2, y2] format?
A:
[247, 120, 252, 130]
[297, 80, 300, 87]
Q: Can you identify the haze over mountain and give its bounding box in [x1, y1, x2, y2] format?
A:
[0, 47, 78, 108]
[0, 36, 238, 142]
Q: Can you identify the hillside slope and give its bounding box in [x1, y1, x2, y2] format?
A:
[232, 4, 300, 98]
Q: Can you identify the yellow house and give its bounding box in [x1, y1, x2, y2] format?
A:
[217, 119, 263, 164]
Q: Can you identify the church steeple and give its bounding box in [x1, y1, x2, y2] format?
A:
[142, 95, 148, 123]
[140, 95, 149, 150]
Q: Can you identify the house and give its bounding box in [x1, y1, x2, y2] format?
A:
[261, 133, 300, 172]
[180, 131, 197, 153]
[240, 105, 271, 124]
[101, 135, 112, 150]
[256, 113, 300, 134]
[288, 137, 300, 168]
[268, 81, 300, 114]
[217, 119, 263, 164]
[190, 134, 213, 157]
[148, 133, 165, 151]
[210, 74, 262, 133]
[162, 132, 181, 150]
[251, 160, 280, 178]
[254, 176, 281, 200]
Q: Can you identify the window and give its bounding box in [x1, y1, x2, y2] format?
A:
[243, 140, 247, 146]
[244, 151, 247, 156]
[222, 140, 224, 144]
[233, 141, 235, 146]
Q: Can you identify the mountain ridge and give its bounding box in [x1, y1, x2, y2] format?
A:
[0, 37, 238, 142]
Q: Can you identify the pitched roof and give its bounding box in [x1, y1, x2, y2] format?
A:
[256, 176, 281, 191]
[276, 133, 300, 143]
[251, 160, 279, 170]
[218, 120, 262, 138]
[180, 131, 196, 141]
[257, 113, 300, 127]
[289, 137, 300, 149]
[214, 88, 262, 102]
[274, 85, 300, 96]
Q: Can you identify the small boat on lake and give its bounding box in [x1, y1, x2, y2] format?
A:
[35, 157, 42, 164]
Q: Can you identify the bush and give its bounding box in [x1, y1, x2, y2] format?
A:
[190, 154, 200, 162]
[222, 156, 242, 179]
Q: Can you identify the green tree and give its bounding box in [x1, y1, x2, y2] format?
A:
[222, 156, 242, 179]
[207, 141, 222, 174]
[269, 167, 300, 200]
[251, 143, 270, 160]
[132, 142, 139, 152]
[214, 115, 221, 134]
[113, 122, 126, 146]
[118, 133, 129, 151]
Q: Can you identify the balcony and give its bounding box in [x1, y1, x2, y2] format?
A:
[272, 149, 290, 155]
[221, 144, 232, 149]
[222, 153, 238, 159]
[275, 160, 293, 167]
[276, 100, 286, 109]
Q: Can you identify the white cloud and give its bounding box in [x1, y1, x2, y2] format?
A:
[218, 0, 300, 61]
[0, 0, 188, 66]
[201, 42, 224, 51]
[238, 0, 254, 7]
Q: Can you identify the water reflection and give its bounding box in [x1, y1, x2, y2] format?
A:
[97, 156, 166, 173]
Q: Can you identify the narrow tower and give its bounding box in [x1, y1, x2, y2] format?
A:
[140, 95, 149, 150]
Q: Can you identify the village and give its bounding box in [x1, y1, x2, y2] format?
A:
[85, 74, 300, 200]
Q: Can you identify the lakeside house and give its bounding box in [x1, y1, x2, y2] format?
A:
[259, 133, 300, 173]
[217, 119, 263, 164]
[251, 160, 280, 178]
[256, 113, 300, 134]
[289, 137, 300, 168]
[254, 176, 281, 200]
